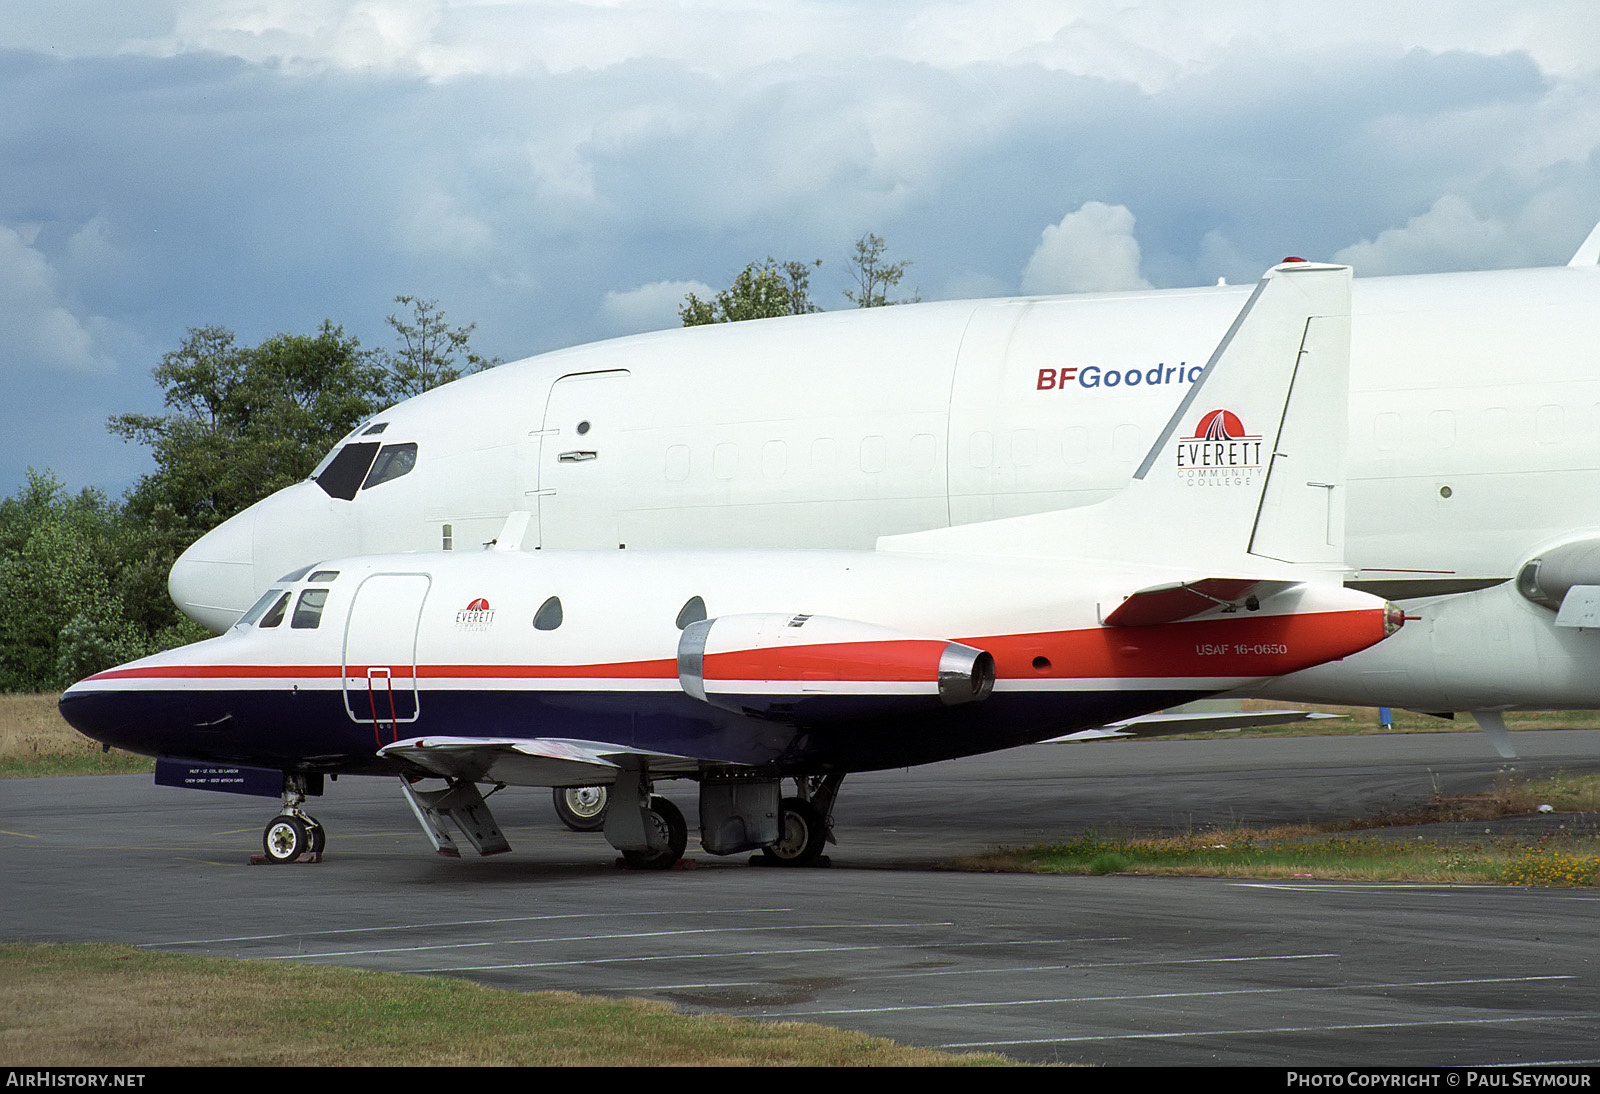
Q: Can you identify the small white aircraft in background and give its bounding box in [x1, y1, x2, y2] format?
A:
[168, 228, 1600, 757]
[63, 262, 1402, 869]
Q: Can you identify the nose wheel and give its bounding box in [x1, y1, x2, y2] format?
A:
[262, 813, 324, 862]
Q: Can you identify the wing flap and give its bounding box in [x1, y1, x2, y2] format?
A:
[379, 736, 707, 785]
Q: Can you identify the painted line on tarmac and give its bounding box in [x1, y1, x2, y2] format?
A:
[777, 974, 1575, 1017]
[946, 1011, 1599, 1048]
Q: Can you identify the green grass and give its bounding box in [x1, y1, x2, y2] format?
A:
[0, 943, 1014, 1067]
[953, 772, 1600, 886]
[1152, 702, 1600, 741]
[972, 832, 1594, 885]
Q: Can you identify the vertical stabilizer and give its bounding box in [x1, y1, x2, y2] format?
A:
[1568, 221, 1600, 267]
[879, 260, 1353, 573]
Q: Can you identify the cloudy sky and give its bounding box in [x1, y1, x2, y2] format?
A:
[6, 1, 1600, 498]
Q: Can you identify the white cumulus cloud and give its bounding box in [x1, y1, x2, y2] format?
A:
[1021, 201, 1152, 294]
[600, 279, 714, 335]
[0, 224, 110, 373]
[1333, 195, 1530, 275]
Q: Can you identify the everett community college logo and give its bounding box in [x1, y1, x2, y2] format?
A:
[1176, 409, 1264, 486]
[456, 597, 495, 631]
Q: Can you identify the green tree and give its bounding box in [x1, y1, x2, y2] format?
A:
[111, 322, 388, 536]
[0, 471, 147, 691]
[376, 295, 500, 399]
[681, 258, 822, 325]
[843, 233, 918, 308]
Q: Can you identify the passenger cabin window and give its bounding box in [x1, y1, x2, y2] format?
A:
[534, 596, 564, 631]
[315, 442, 380, 500]
[258, 592, 292, 629]
[291, 589, 328, 629]
[362, 443, 418, 490]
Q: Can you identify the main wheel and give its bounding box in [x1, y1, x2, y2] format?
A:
[263, 814, 309, 863]
[621, 796, 687, 870]
[553, 786, 609, 831]
[761, 797, 827, 866]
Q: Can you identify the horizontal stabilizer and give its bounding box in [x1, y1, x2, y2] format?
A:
[1102, 578, 1299, 627]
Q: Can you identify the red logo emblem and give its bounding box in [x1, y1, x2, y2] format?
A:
[456, 598, 495, 630]
[1176, 408, 1263, 484]
[1189, 409, 1252, 441]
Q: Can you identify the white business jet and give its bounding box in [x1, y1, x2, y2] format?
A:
[63, 262, 1399, 869]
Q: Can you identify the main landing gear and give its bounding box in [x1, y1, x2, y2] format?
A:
[759, 775, 842, 867]
[260, 774, 324, 864]
[565, 773, 841, 868]
[606, 771, 689, 870]
[619, 796, 687, 870]
[389, 770, 844, 871]
[553, 785, 609, 831]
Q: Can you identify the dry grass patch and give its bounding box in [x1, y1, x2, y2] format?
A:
[0, 943, 1013, 1067]
[0, 693, 151, 777]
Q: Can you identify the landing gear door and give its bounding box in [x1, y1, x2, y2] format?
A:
[343, 573, 431, 739]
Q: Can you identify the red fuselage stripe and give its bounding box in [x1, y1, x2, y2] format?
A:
[85, 610, 1387, 685]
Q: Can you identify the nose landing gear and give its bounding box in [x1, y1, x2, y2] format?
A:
[255, 773, 324, 864]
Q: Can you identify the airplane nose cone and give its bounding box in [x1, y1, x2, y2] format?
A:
[170, 509, 260, 633]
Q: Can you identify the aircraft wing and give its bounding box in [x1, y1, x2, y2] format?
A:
[1049, 708, 1343, 741]
[1101, 578, 1301, 626]
[379, 735, 709, 786]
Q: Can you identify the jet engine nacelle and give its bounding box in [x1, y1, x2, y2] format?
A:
[1515, 533, 1600, 609]
[676, 613, 995, 722]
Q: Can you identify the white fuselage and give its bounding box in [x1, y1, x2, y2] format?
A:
[172, 265, 1600, 712]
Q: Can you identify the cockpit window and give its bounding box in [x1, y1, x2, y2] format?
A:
[315, 442, 380, 500]
[290, 589, 328, 629]
[258, 591, 292, 629]
[238, 588, 287, 628]
[308, 570, 340, 583]
[362, 443, 418, 490]
[362, 422, 389, 435]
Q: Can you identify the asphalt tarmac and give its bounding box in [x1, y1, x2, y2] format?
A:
[4, 729, 1599, 1066]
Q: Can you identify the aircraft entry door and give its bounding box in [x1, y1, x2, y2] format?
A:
[538, 370, 631, 549]
[343, 573, 431, 743]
